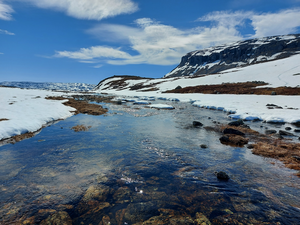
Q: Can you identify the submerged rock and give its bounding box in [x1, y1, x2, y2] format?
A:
[200, 144, 208, 149]
[215, 171, 230, 180]
[40, 211, 72, 225]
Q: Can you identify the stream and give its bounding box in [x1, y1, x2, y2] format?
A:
[1, 97, 300, 224]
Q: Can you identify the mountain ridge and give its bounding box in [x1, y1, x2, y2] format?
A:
[165, 34, 300, 78]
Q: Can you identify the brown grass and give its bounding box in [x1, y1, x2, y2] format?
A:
[164, 82, 300, 95]
[0, 118, 9, 122]
[46, 96, 108, 115]
[252, 141, 300, 176]
[71, 125, 92, 132]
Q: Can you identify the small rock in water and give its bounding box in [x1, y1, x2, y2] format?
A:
[215, 171, 230, 180]
[193, 121, 203, 127]
[285, 127, 292, 130]
[200, 144, 208, 149]
[294, 129, 300, 133]
[223, 128, 245, 136]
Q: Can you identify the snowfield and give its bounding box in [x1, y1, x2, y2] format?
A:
[94, 54, 300, 125]
[0, 87, 75, 140]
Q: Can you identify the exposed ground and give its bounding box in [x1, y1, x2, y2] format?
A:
[71, 124, 92, 132]
[164, 82, 300, 95]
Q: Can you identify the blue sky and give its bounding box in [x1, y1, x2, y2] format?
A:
[1, 0, 300, 84]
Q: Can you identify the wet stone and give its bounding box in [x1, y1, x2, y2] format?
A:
[200, 144, 208, 149]
[265, 130, 277, 135]
[193, 121, 203, 127]
[279, 130, 295, 136]
[294, 129, 300, 133]
[228, 119, 244, 127]
[285, 127, 292, 130]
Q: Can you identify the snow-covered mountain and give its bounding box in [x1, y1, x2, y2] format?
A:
[0, 81, 95, 92]
[165, 34, 300, 78]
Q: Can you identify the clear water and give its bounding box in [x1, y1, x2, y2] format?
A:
[1, 100, 300, 224]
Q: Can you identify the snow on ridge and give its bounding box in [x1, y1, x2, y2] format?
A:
[0, 81, 96, 92]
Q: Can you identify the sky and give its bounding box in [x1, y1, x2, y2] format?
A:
[1, 0, 300, 84]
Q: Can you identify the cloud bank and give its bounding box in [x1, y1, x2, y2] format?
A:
[55, 8, 300, 66]
[0, 1, 13, 20]
[21, 0, 138, 20]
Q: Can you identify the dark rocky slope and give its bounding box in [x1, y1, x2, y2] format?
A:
[165, 34, 300, 78]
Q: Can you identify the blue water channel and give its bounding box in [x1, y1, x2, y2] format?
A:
[1, 98, 300, 224]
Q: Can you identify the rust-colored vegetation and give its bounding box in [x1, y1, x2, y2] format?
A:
[252, 141, 300, 176]
[46, 96, 108, 115]
[0, 118, 9, 122]
[164, 81, 300, 95]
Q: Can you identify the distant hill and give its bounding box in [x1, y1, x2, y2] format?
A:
[0, 81, 95, 92]
[164, 34, 300, 78]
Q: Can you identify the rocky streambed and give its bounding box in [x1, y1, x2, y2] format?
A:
[1, 97, 300, 224]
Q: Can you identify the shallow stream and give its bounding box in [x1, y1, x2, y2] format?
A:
[1, 98, 300, 224]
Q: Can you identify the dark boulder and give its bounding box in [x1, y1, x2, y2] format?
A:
[223, 128, 245, 136]
[219, 135, 248, 146]
[200, 144, 208, 149]
[294, 129, 300, 133]
[175, 85, 182, 90]
[285, 127, 292, 130]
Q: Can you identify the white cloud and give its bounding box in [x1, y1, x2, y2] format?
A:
[251, 8, 300, 37]
[60, 18, 243, 66]
[55, 46, 132, 60]
[0, 1, 14, 20]
[0, 29, 15, 35]
[22, 0, 138, 20]
[197, 9, 300, 38]
[198, 10, 254, 28]
[55, 9, 300, 67]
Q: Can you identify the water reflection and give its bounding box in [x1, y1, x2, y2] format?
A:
[0, 101, 300, 224]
